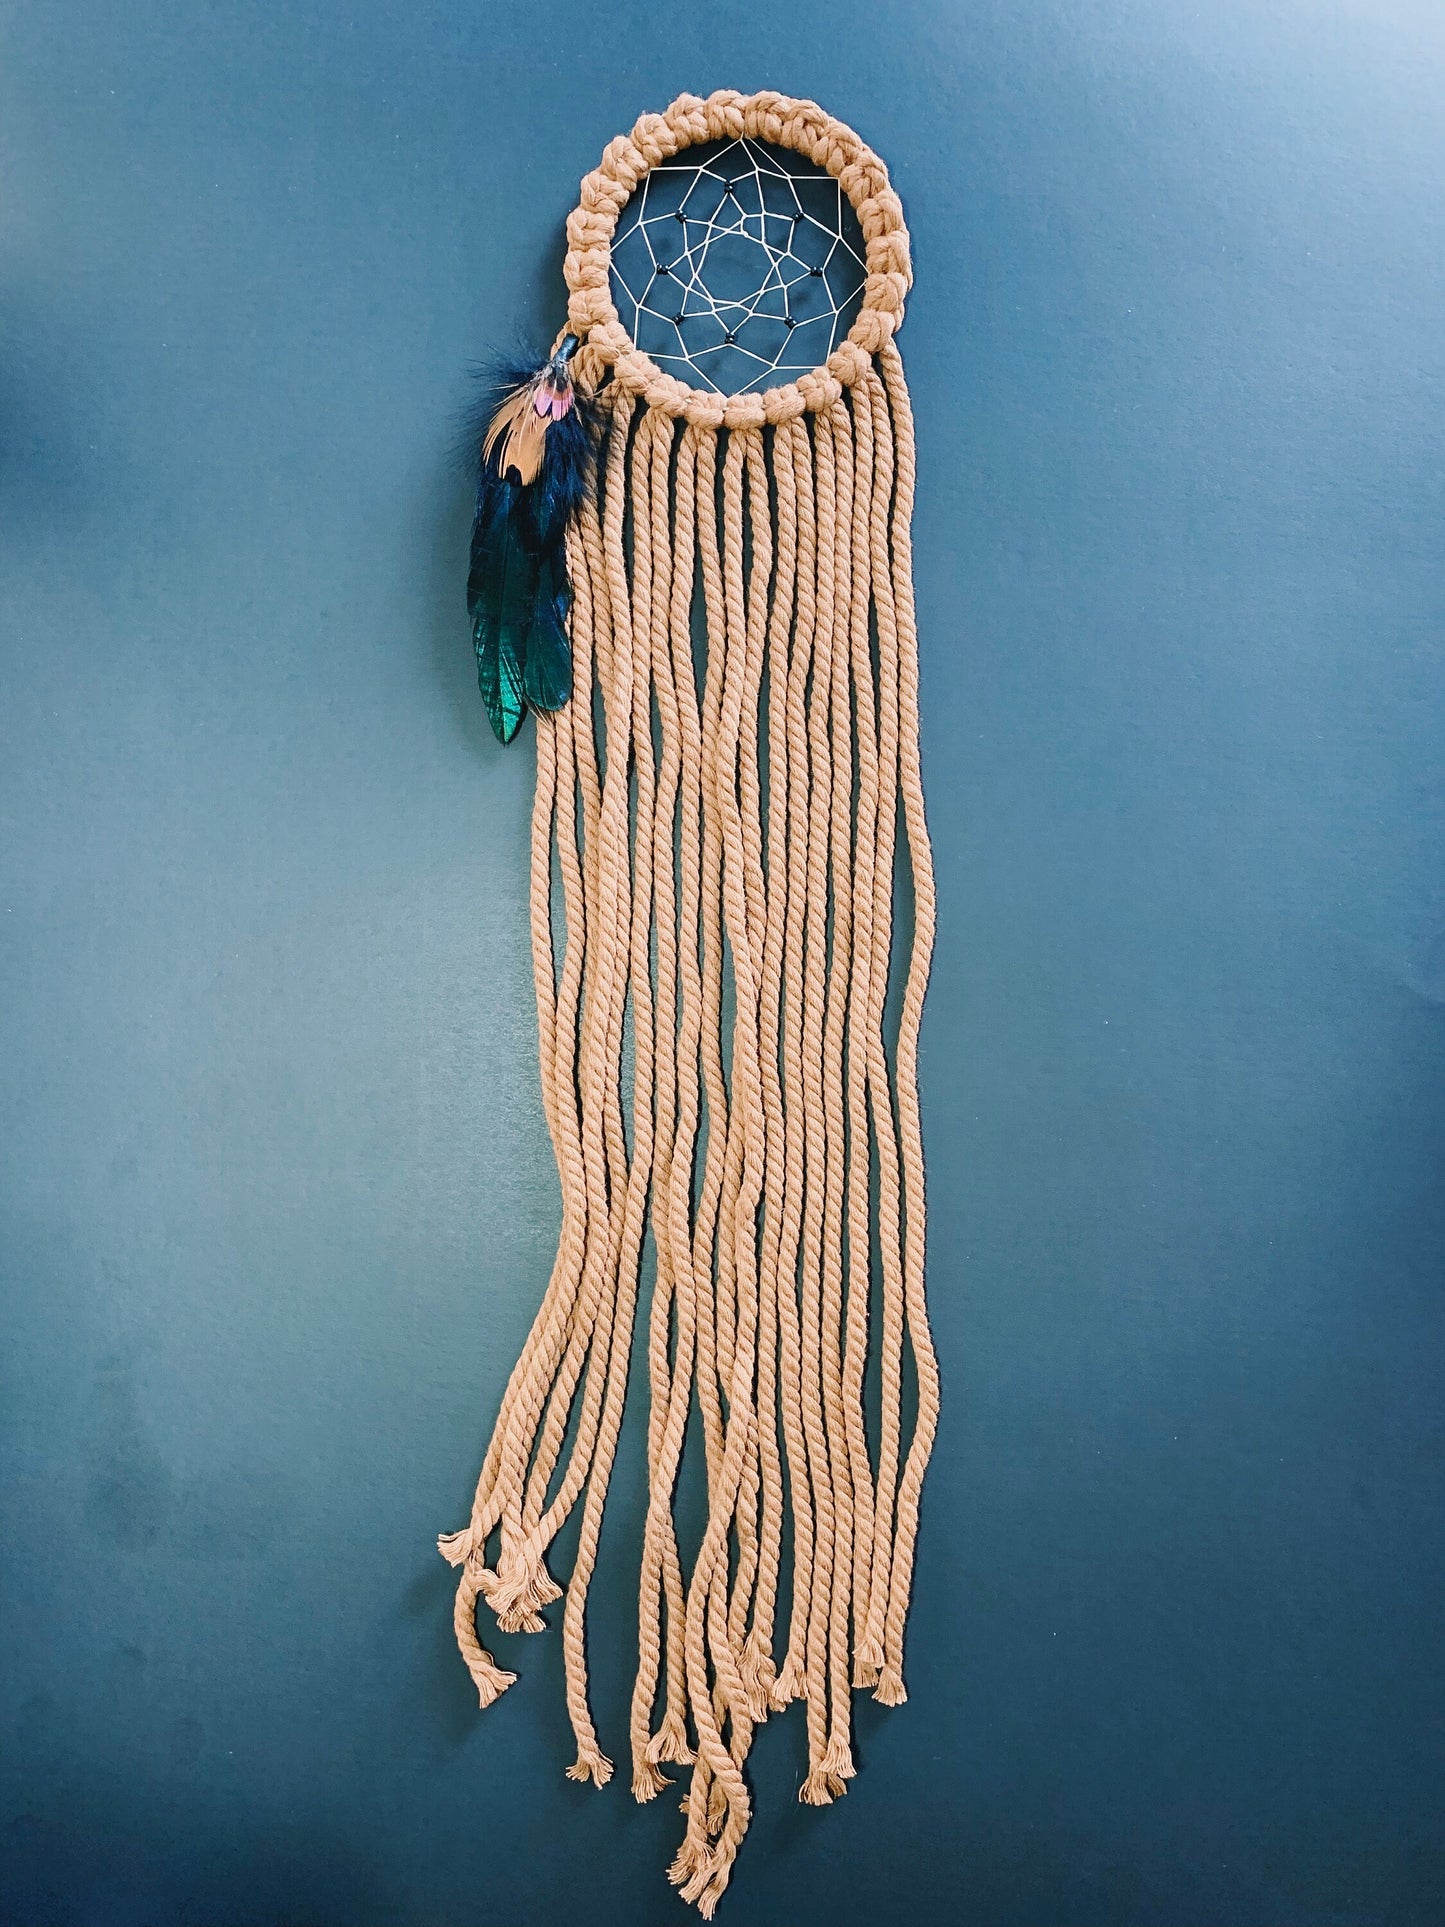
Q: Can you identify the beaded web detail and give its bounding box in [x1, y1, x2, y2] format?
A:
[609, 136, 869, 398]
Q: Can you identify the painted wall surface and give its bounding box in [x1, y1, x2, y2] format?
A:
[3, 4, 1443, 1923]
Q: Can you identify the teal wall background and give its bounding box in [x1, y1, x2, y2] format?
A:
[3, 3, 1444, 1923]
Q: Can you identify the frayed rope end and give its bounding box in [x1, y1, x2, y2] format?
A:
[645, 1713, 694, 1766]
[668, 1836, 709, 1890]
[468, 1659, 517, 1710]
[495, 1605, 548, 1634]
[740, 1636, 777, 1721]
[479, 1552, 563, 1620]
[799, 1762, 851, 1806]
[769, 1655, 805, 1709]
[873, 1666, 908, 1707]
[565, 1747, 613, 1788]
[632, 1759, 670, 1802]
[680, 1840, 735, 1915]
[855, 1629, 886, 1672]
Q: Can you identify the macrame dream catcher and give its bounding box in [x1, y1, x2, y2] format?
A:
[443, 90, 938, 1913]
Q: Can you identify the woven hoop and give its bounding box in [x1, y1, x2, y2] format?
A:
[563, 89, 912, 429]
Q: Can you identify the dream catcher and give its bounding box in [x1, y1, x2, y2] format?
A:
[442, 91, 939, 1913]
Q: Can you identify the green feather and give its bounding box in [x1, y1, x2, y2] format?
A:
[469, 476, 537, 745]
[524, 549, 573, 712]
[475, 618, 527, 745]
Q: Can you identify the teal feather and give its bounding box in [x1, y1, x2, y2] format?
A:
[523, 549, 573, 712]
[469, 473, 537, 745]
[466, 339, 596, 743]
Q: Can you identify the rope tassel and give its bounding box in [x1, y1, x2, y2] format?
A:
[441, 90, 938, 1909]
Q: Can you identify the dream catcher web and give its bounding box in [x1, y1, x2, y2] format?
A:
[610, 136, 868, 397]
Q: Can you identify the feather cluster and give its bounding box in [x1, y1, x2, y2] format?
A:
[467, 340, 598, 744]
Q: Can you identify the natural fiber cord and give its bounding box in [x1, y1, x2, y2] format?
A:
[440, 90, 938, 1911]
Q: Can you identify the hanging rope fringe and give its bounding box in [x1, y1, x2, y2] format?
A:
[441, 91, 938, 1912]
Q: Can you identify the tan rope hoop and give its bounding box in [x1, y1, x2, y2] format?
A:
[443, 89, 938, 1917]
[564, 88, 912, 427]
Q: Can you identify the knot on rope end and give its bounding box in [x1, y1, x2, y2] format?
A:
[873, 1666, 908, 1707]
[565, 1747, 614, 1788]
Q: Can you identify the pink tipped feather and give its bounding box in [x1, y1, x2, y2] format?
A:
[485, 368, 576, 485]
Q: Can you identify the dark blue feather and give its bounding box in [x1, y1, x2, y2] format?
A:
[517, 401, 596, 556]
[524, 549, 573, 712]
[469, 468, 536, 744]
[462, 342, 599, 742]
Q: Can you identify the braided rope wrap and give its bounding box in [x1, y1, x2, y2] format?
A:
[564, 90, 912, 426]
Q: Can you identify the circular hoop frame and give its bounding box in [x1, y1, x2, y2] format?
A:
[564, 90, 911, 429]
